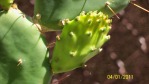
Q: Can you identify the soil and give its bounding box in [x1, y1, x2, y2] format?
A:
[14, 0, 149, 84]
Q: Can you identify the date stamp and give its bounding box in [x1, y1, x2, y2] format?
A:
[107, 74, 133, 80]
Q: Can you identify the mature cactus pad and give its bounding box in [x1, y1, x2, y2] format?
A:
[34, 0, 129, 30]
[0, 0, 14, 10]
[0, 8, 51, 84]
[51, 11, 111, 73]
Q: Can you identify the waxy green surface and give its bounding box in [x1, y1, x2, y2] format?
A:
[0, 8, 51, 84]
[34, 0, 129, 30]
[51, 11, 111, 73]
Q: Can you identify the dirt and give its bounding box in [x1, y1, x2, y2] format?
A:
[14, 0, 149, 84]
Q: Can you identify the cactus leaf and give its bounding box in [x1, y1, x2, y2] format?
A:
[51, 11, 111, 73]
[34, 0, 129, 30]
[0, 8, 51, 84]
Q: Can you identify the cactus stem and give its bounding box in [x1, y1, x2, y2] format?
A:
[17, 59, 22, 66]
[0, 15, 22, 41]
[105, 1, 120, 19]
[56, 35, 61, 41]
[69, 51, 77, 57]
[130, 2, 149, 13]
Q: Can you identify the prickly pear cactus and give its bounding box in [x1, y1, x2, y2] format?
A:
[51, 11, 111, 73]
[34, 0, 129, 30]
[0, 0, 13, 10]
[0, 8, 51, 84]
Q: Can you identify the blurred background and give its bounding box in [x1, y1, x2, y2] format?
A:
[14, 0, 149, 84]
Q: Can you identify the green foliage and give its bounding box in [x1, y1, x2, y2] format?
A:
[0, 0, 14, 10]
[0, 0, 132, 83]
[51, 11, 111, 73]
[0, 8, 51, 84]
[34, 0, 129, 30]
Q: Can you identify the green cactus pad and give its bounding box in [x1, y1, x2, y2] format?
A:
[0, 8, 51, 84]
[0, 0, 14, 10]
[51, 11, 111, 73]
[34, 0, 129, 30]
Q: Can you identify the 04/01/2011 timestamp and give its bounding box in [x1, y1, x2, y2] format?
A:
[107, 74, 134, 80]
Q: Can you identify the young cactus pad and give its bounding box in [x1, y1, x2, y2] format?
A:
[0, 0, 14, 10]
[0, 8, 51, 84]
[34, 0, 129, 30]
[51, 11, 111, 73]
